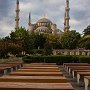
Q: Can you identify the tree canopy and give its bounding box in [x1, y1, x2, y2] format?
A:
[83, 25, 90, 36]
[61, 30, 81, 49]
[0, 25, 90, 58]
[79, 25, 90, 49]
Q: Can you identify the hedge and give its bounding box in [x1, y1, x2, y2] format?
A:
[79, 56, 90, 63]
[22, 55, 79, 64]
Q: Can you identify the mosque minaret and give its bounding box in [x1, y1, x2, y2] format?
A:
[64, 0, 70, 32]
[15, 0, 20, 29]
[28, 12, 33, 34]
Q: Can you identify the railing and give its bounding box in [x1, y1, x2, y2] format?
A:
[53, 49, 90, 56]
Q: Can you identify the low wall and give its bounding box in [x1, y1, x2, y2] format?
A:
[53, 49, 90, 56]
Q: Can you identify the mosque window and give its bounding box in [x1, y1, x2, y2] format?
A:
[38, 23, 39, 26]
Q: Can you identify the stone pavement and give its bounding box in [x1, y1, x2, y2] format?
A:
[60, 66, 85, 90]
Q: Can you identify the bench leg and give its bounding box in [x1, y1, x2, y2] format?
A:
[11, 68, 14, 72]
[84, 78, 89, 90]
[77, 74, 80, 85]
[21, 64, 23, 67]
[19, 65, 22, 69]
[63, 64, 65, 68]
[15, 66, 18, 70]
[72, 71, 75, 79]
[19, 64, 23, 67]
[4, 70, 7, 75]
[69, 68, 71, 75]
[65, 66, 68, 72]
[67, 66, 69, 72]
[64, 65, 66, 68]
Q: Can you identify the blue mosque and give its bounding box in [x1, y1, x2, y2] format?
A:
[15, 0, 70, 35]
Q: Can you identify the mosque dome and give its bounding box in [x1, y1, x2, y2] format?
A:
[36, 17, 52, 27]
[35, 26, 51, 33]
[36, 17, 52, 24]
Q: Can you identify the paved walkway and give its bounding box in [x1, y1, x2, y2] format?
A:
[60, 66, 84, 90]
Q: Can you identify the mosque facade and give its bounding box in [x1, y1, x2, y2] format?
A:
[28, 14, 63, 34]
[15, 0, 70, 35]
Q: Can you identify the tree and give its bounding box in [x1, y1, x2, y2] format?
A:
[10, 31, 17, 42]
[10, 27, 27, 42]
[0, 40, 8, 58]
[79, 25, 90, 49]
[83, 25, 90, 36]
[44, 40, 53, 55]
[33, 33, 47, 49]
[79, 35, 90, 49]
[22, 33, 34, 54]
[47, 34, 62, 49]
[8, 43, 22, 55]
[61, 30, 81, 49]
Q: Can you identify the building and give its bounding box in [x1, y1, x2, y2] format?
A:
[15, 0, 70, 34]
[28, 14, 63, 34]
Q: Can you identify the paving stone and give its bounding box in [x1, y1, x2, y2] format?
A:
[60, 66, 85, 90]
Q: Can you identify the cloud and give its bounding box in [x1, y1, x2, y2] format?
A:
[0, 0, 90, 37]
[0, 18, 14, 37]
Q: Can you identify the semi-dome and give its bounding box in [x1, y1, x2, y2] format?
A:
[36, 17, 52, 24]
[35, 26, 51, 33]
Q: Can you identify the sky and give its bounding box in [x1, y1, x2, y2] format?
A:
[0, 0, 90, 37]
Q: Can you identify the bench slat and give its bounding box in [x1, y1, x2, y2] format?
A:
[10, 72, 63, 76]
[17, 69, 60, 72]
[0, 76, 67, 83]
[0, 82, 74, 90]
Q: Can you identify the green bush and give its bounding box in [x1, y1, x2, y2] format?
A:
[79, 56, 90, 63]
[22, 55, 79, 64]
[23, 55, 90, 64]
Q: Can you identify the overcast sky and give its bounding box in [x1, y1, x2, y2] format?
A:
[0, 0, 90, 37]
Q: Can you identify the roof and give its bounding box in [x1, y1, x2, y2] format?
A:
[36, 17, 52, 24]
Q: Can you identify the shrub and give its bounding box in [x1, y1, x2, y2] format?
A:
[79, 56, 90, 63]
[22, 55, 79, 64]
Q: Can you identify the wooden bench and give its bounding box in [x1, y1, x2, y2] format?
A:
[63, 63, 89, 72]
[77, 72, 90, 85]
[17, 69, 60, 72]
[21, 67, 59, 69]
[30, 63, 56, 65]
[0, 64, 22, 70]
[72, 70, 90, 79]
[9, 72, 63, 76]
[24, 64, 58, 67]
[63, 63, 88, 70]
[0, 63, 23, 75]
[0, 82, 74, 90]
[67, 67, 90, 76]
[68, 66, 90, 75]
[0, 67, 14, 75]
[6, 63, 23, 68]
[84, 76, 90, 90]
[0, 76, 68, 83]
